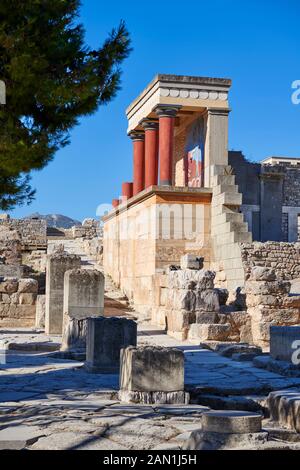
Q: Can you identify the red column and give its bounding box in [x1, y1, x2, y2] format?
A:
[156, 106, 178, 186]
[122, 181, 133, 200]
[142, 120, 159, 188]
[130, 132, 145, 196]
[112, 199, 119, 208]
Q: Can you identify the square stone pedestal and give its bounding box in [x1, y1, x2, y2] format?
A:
[85, 317, 137, 373]
[119, 346, 189, 404]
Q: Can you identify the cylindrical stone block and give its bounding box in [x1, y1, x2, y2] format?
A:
[142, 121, 159, 188]
[85, 317, 137, 372]
[201, 410, 262, 434]
[130, 132, 145, 195]
[122, 182, 133, 200]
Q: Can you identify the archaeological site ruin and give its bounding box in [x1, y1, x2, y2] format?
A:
[1, 74, 300, 452]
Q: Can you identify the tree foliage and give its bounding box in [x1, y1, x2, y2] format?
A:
[0, 0, 131, 210]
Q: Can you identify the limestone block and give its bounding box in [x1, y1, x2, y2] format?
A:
[120, 346, 184, 393]
[188, 323, 231, 342]
[202, 410, 262, 434]
[63, 268, 104, 318]
[18, 278, 38, 294]
[195, 311, 218, 324]
[270, 326, 300, 363]
[246, 294, 279, 308]
[195, 289, 220, 312]
[19, 293, 37, 305]
[0, 278, 18, 294]
[250, 267, 276, 281]
[45, 253, 81, 335]
[35, 294, 46, 328]
[166, 309, 194, 336]
[167, 269, 215, 290]
[85, 317, 137, 372]
[180, 254, 204, 270]
[245, 280, 290, 296]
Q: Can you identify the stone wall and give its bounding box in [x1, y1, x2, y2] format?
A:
[241, 242, 300, 281]
[0, 218, 47, 247]
[0, 277, 38, 327]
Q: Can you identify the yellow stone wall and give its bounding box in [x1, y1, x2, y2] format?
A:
[103, 190, 211, 316]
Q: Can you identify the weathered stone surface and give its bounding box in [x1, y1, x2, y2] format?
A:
[250, 307, 300, 347]
[120, 346, 184, 393]
[185, 430, 268, 450]
[270, 326, 300, 363]
[61, 269, 104, 352]
[195, 311, 218, 324]
[219, 344, 262, 358]
[188, 323, 231, 342]
[245, 280, 291, 295]
[45, 253, 81, 335]
[0, 425, 45, 450]
[18, 278, 38, 294]
[167, 270, 215, 290]
[63, 268, 104, 318]
[166, 309, 194, 339]
[250, 267, 276, 281]
[35, 294, 46, 328]
[195, 289, 219, 312]
[201, 410, 262, 434]
[180, 254, 204, 270]
[267, 390, 300, 433]
[85, 317, 137, 372]
[0, 278, 18, 294]
[19, 293, 37, 305]
[118, 390, 189, 405]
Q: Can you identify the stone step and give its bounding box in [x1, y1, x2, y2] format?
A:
[267, 390, 300, 433]
[213, 184, 239, 197]
[211, 221, 249, 235]
[211, 211, 244, 227]
[211, 192, 242, 207]
[212, 174, 236, 187]
[213, 230, 252, 245]
[188, 323, 231, 342]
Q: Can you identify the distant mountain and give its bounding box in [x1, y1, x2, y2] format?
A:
[25, 213, 81, 229]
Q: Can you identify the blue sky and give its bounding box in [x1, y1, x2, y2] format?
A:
[11, 0, 300, 221]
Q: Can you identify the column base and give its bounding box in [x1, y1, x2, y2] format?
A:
[118, 389, 189, 404]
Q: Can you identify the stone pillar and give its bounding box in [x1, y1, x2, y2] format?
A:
[204, 108, 230, 187]
[45, 253, 81, 335]
[142, 120, 159, 188]
[61, 269, 104, 353]
[130, 132, 145, 195]
[35, 294, 46, 329]
[156, 106, 178, 186]
[119, 346, 189, 404]
[85, 317, 137, 372]
[112, 199, 119, 208]
[122, 181, 133, 201]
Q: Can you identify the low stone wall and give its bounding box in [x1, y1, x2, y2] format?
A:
[241, 242, 300, 281]
[0, 277, 39, 327]
[0, 218, 47, 247]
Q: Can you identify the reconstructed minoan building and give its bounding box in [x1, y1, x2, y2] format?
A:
[103, 74, 300, 334]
